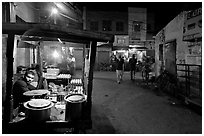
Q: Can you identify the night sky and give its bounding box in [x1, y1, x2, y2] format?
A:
[77, 2, 202, 33]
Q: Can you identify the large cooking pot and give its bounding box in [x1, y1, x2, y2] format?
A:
[24, 99, 54, 122]
[64, 94, 86, 121]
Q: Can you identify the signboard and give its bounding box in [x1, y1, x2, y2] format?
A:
[113, 35, 129, 46]
[187, 8, 202, 20]
[183, 33, 201, 41]
[183, 7, 202, 41]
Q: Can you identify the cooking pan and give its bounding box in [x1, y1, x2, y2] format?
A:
[24, 99, 54, 122]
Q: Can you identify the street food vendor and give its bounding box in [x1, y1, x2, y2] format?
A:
[30, 64, 48, 89]
[12, 70, 36, 110]
[13, 65, 27, 83]
[67, 54, 76, 76]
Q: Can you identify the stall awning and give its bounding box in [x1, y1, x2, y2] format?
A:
[97, 43, 113, 48]
[17, 41, 37, 48]
[112, 46, 148, 51]
[130, 46, 148, 50]
[2, 23, 114, 44]
[112, 46, 129, 51]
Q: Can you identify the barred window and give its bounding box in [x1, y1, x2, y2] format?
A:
[133, 21, 141, 32]
[102, 20, 112, 31]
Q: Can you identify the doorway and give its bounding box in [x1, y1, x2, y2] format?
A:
[164, 40, 176, 75]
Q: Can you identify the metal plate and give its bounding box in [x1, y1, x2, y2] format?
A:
[23, 89, 49, 96]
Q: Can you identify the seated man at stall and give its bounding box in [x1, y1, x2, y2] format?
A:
[12, 70, 36, 110]
[13, 65, 27, 83]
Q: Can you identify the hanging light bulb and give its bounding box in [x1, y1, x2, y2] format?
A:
[53, 50, 59, 58]
[51, 7, 58, 15]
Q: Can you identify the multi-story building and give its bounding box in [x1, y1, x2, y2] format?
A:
[84, 7, 155, 69]
[85, 9, 128, 69]
[128, 7, 155, 61]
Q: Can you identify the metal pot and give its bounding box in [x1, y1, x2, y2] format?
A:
[64, 94, 86, 121]
[23, 89, 50, 100]
[24, 99, 54, 122]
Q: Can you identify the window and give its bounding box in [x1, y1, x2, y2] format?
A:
[102, 20, 112, 31]
[116, 22, 124, 31]
[159, 44, 163, 61]
[117, 38, 125, 44]
[90, 21, 99, 31]
[133, 21, 141, 32]
[187, 23, 196, 30]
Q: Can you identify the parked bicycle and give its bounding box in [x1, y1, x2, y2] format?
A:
[141, 58, 155, 85]
[141, 64, 151, 83]
[153, 70, 178, 96]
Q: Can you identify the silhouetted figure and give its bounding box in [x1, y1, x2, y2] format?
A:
[115, 55, 124, 84]
[129, 54, 137, 80]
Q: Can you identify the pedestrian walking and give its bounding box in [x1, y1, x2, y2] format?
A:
[129, 54, 137, 80]
[115, 55, 124, 84]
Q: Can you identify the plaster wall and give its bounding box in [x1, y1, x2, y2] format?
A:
[165, 12, 186, 65]
[155, 12, 186, 76]
[155, 30, 165, 77]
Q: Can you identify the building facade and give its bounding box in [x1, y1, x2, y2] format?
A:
[154, 7, 202, 106]
[85, 7, 155, 69]
[155, 8, 202, 76]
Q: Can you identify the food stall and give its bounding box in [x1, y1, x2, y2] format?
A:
[2, 23, 114, 133]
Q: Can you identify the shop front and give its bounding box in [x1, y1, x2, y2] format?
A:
[112, 45, 148, 71]
[2, 23, 114, 133]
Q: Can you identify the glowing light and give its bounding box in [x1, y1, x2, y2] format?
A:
[69, 47, 73, 53]
[53, 50, 59, 58]
[52, 7, 58, 15]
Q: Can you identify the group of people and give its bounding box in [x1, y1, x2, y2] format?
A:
[115, 54, 154, 84]
[115, 54, 137, 84]
[12, 64, 48, 111]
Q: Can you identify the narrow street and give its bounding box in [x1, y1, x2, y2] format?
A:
[2, 2, 202, 134]
[86, 71, 202, 134]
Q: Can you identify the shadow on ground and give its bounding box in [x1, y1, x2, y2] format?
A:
[86, 105, 116, 134]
